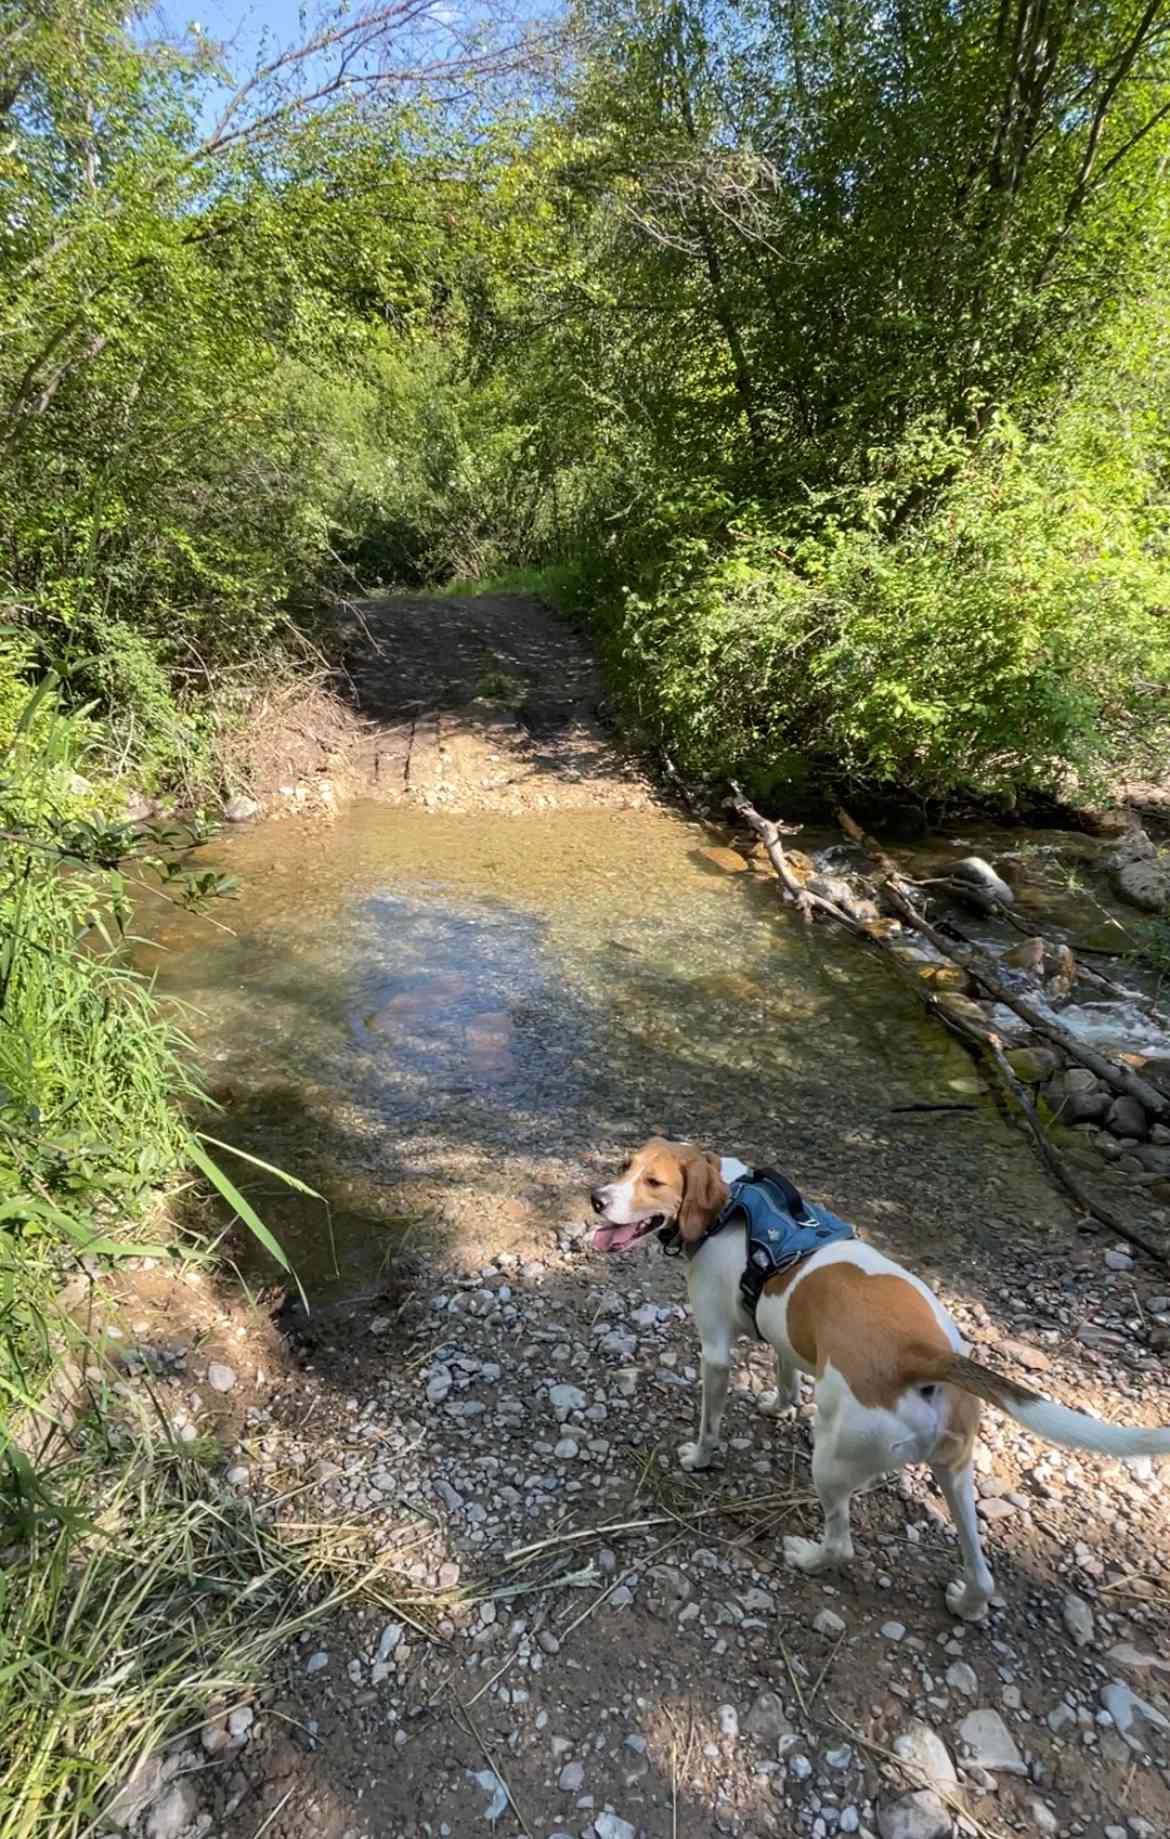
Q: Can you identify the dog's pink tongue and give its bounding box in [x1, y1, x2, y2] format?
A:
[592, 1221, 641, 1252]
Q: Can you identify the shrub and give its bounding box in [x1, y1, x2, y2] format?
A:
[596, 406, 1170, 805]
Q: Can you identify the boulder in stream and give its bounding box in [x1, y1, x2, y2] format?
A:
[1108, 829, 1170, 913]
[1042, 1067, 1111, 1125]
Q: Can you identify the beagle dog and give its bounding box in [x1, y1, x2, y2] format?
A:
[590, 1137, 1170, 1619]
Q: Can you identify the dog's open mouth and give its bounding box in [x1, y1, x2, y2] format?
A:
[591, 1215, 665, 1253]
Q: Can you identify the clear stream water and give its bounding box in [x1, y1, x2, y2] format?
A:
[136, 802, 1154, 1302]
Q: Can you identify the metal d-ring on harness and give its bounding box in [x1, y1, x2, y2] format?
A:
[658, 1167, 856, 1336]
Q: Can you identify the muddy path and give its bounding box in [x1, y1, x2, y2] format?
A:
[127, 594, 1170, 1839]
[337, 591, 652, 813]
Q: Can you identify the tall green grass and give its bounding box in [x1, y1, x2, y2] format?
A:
[0, 675, 346, 1838]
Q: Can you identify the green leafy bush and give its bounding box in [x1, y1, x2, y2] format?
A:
[595, 402, 1170, 804]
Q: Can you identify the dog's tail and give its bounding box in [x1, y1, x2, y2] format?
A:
[918, 1351, 1170, 1460]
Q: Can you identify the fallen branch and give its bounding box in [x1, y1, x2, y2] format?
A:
[836, 807, 1170, 1122]
[728, 782, 861, 930]
[728, 789, 1167, 1264]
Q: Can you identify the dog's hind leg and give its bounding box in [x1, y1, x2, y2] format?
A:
[783, 1374, 892, 1574]
[679, 1354, 730, 1471]
[759, 1349, 803, 1419]
[932, 1459, 994, 1621]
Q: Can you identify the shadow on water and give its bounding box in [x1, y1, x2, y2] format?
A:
[137, 802, 1066, 1306]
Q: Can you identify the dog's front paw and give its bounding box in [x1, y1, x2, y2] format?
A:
[678, 1440, 714, 1473]
[945, 1577, 991, 1623]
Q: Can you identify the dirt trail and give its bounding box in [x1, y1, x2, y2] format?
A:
[120, 595, 1170, 1839]
[338, 592, 652, 813]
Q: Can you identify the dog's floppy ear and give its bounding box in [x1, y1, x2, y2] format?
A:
[678, 1152, 728, 1243]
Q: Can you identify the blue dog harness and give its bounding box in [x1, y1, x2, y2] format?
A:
[660, 1167, 856, 1334]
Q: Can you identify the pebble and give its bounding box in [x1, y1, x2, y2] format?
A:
[1061, 1594, 1095, 1648]
[207, 1362, 236, 1393]
[225, 1464, 250, 1486]
[945, 1662, 978, 1697]
[956, 1708, 1026, 1775]
[718, 1704, 740, 1739]
[881, 1621, 907, 1641]
[227, 1706, 254, 1740]
[377, 1623, 403, 1661]
[876, 1790, 951, 1839]
[1028, 1800, 1059, 1833]
[745, 1691, 793, 1743]
[814, 1608, 847, 1636]
[593, 1816, 635, 1839]
[1106, 1249, 1136, 1272]
[548, 1384, 587, 1418]
[554, 1437, 578, 1459]
[223, 794, 259, 822]
[1100, 1678, 1170, 1748]
[557, 1761, 584, 1792]
[998, 1337, 1050, 1372]
[305, 1651, 329, 1674]
[977, 1497, 1016, 1521]
[143, 1785, 198, 1839]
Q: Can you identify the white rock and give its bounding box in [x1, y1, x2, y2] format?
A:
[814, 1607, 846, 1636]
[548, 1384, 587, 1418]
[144, 1784, 198, 1839]
[1100, 1679, 1170, 1749]
[554, 1437, 578, 1459]
[876, 1790, 952, 1839]
[227, 1706, 254, 1740]
[557, 1761, 584, 1792]
[105, 1754, 174, 1827]
[1106, 1641, 1170, 1673]
[1028, 1800, 1058, 1834]
[201, 1721, 230, 1756]
[745, 1691, 793, 1743]
[206, 1362, 236, 1393]
[893, 1723, 958, 1791]
[945, 1662, 977, 1697]
[956, 1709, 1026, 1775]
[223, 794, 260, 823]
[718, 1704, 740, 1739]
[881, 1621, 907, 1641]
[1061, 1594, 1095, 1648]
[305, 1650, 329, 1674]
[594, 1816, 635, 1839]
[225, 1465, 250, 1486]
[377, 1622, 403, 1661]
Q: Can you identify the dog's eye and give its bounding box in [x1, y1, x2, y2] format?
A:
[645, 1176, 662, 1189]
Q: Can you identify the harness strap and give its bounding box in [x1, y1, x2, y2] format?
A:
[659, 1166, 856, 1337]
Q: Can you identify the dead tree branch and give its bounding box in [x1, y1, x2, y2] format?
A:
[728, 788, 1167, 1263]
[836, 807, 1170, 1121]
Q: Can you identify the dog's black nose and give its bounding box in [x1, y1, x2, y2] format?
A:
[589, 1187, 606, 1215]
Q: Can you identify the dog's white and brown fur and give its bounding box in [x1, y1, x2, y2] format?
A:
[591, 1137, 1170, 1620]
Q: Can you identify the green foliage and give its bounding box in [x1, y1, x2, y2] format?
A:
[0, 679, 303, 1467]
[594, 388, 1170, 801]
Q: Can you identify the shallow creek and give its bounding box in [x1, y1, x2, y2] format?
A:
[136, 802, 1149, 1300]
